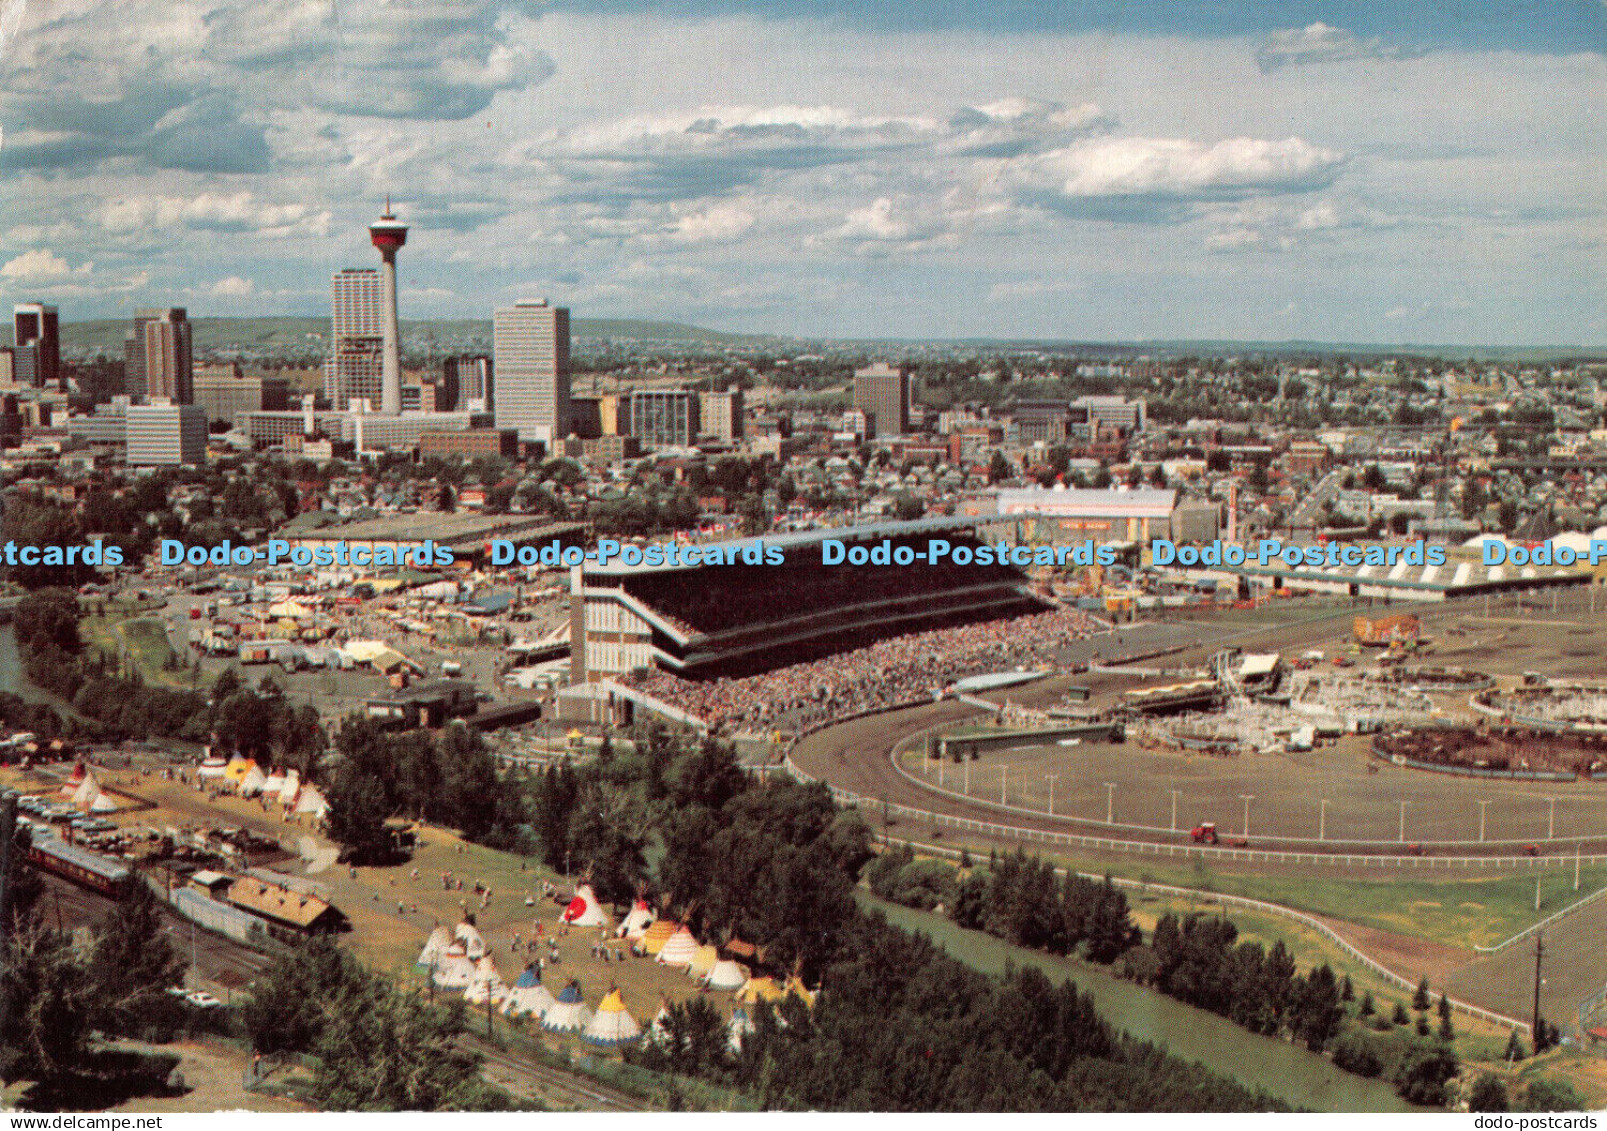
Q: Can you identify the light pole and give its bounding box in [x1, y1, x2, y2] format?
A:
[964, 758, 969, 795]
[1477, 799, 1491, 843]
[1046, 774, 1058, 817]
[1104, 783, 1117, 825]
[1001, 764, 1008, 806]
[1239, 794, 1254, 839]
[1398, 800, 1408, 843]
[1169, 789, 1180, 833]
[1319, 799, 1329, 842]
[1546, 797, 1557, 840]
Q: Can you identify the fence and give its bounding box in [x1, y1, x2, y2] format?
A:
[1474, 881, 1607, 956]
[873, 830, 1531, 1037]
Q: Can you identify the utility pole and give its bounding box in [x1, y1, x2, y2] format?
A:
[1399, 800, 1408, 843]
[1104, 783, 1117, 825]
[1319, 798, 1329, 842]
[1478, 799, 1491, 843]
[1532, 932, 1545, 1049]
[1169, 789, 1180, 833]
[1046, 774, 1058, 817]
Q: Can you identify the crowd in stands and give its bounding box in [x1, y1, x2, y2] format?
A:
[623, 606, 1104, 732]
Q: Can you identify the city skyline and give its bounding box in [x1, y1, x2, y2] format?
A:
[0, 2, 1601, 346]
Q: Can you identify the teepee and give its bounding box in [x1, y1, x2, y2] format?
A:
[582, 989, 643, 1047]
[502, 966, 557, 1019]
[728, 1007, 755, 1052]
[464, 954, 508, 1005]
[703, 958, 748, 991]
[432, 943, 476, 991]
[239, 765, 268, 797]
[687, 943, 719, 981]
[72, 773, 100, 810]
[618, 899, 655, 939]
[294, 785, 328, 819]
[639, 920, 678, 956]
[277, 769, 301, 808]
[736, 975, 784, 1005]
[541, 982, 592, 1033]
[454, 920, 486, 960]
[655, 926, 700, 968]
[416, 926, 451, 968]
[261, 769, 286, 797]
[561, 883, 612, 929]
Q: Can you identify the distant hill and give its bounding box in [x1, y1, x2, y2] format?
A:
[53, 316, 766, 353]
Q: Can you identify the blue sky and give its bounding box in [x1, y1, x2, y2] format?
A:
[0, 0, 1602, 344]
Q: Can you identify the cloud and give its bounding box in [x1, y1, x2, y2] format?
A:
[209, 276, 255, 296]
[664, 204, 755, 244]
[1, 249, 90, 282]
[1256, 23, 1423, 73]
[99, 192, 331, 237]
[942, 99, 1113, 158]
[1009, 135, 1346, 221]
[821, 196, 954, 255]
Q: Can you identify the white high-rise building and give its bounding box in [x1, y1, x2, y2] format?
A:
[493, 299, 569, 445]
[326, 269, 383, 409]
[126, 400, 207, 466]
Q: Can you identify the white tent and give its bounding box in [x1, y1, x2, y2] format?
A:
[582, 989, 643, 1047]
[261, 770, 286, 797]
[655, 926, 699, 968]
[541, 983, 592, 1034]
[703, 959, 748, 991]
[89, 790, 118, 813]
[278, 769, 302, 807]
[239, 765, 268, 797]
[416, 926, 452, 968]
[618, 899, 655, 939]
[294, 785, 328, 819]
[196, 758, 229, 780]
[72, 774, 100, 810]
[561, 884, 613, 929]
[687, 943, 719, 981]
[650, 1002, 674, 1044]
[432, 944, 476, 991]
[454, 920, 486, 960]
[464, 954, 508, 1005]
[501, 966, 557, 1019]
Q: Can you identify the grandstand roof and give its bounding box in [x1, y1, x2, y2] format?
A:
[588, 514, 1028, 577]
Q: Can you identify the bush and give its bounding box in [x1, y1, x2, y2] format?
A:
[1330, 1030, 1385, 1078]
[1391, 1043, 1459, 1107]
[1466, 1074, 1509, 1113]
[1520, 1077, 1587, 1113]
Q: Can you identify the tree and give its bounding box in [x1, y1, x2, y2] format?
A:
[0, 923, 94, 1084]
[88, 876, 187, 1035]
[326, 772, 400, 865]
[1521, 1077, 1587, 1112]
[1412, 976, 1431, 1012]
[988, 450, 1013, 485]
[1436, 993, 1454, 1040]
[312, 979, 489, 1110]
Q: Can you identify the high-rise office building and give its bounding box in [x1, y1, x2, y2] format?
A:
[129, 308, 193, 403]
[629, 388, 701, 449]
[699, 387, 744, 443]
[853, 362, 911, 438]
[493, 299, 569, 445]
[444, 355, 490, 411]
[192, 364, 263, 425]
[13, 303, 60, 390]
[126, 400, 207, 466]
[326, 268, 383, 409]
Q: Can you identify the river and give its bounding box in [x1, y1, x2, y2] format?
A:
[862, 893, 1417, 1112]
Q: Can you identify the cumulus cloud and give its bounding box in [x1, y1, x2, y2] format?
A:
[942, 99, 1113, 158]
[1256, 22, 1423, 73]
[664, 204, 756, 245]
[1009, 135, 1346, 221]
[99, 192, 331, 237]
[209, 275, 255, 296]
[821, 196, 954, 255]
[1, 249, 91, 282]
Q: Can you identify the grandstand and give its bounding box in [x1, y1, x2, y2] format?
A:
[571, 517, 1050, 681]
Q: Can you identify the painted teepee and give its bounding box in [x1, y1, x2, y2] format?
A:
[618, 898, 655, 939]
[464, 953, 508, 1005]
[454, 919, 486, 960]
[561, 883, 612, 929]
[501, 966, 557, 1019]
[687, 943, 720, 981]
[541, 982, 592, 1033]
[582, 988, 643, 1047]
[432, 943, 476, 991]
[416, 926, 452, 968]
[655, 926, 700, 968]
[639, 919, 678, 956]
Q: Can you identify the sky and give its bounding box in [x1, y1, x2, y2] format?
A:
[0, 0, 1602, 344]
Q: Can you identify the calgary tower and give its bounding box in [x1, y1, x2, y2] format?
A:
[369, 199, 408, 414]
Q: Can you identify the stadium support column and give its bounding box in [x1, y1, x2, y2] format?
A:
[569, 564, 587, 684]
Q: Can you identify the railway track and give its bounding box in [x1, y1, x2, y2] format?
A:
[460, 1034, 652, 1111]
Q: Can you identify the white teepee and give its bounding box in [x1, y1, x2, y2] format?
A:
[655, 926, 699, 968]
[501, 966, 557, 1019]
[582, 989, 642, 1047]
[541, 982, 592, 1033]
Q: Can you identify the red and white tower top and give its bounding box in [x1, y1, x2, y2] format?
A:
[370, 197, 408, 252]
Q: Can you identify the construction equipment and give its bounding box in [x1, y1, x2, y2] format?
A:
[1190, 822, 1219, 845]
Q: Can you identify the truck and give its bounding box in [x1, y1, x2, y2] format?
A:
[1190, 822, 1219, 845]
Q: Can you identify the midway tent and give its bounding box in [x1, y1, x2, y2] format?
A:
[72, 774, 100, 810]
[703, 959, 748, 991]
[541, 982, 592, 1034]
[278, 769, 301, 808]
[196, 757, 229, 781]
[294, 785, 329, 819]
[618, 899, 655, 939]
[561, 884, 612, 929]
[502, 966, 557, 1019]
[416, 926, 452, 968]
[656, 926, 700, 968]
[582, 989, 642, 1047]
[464, 954, 509, 1005]
[89, 789, 118, 813]
[224, 756, 255, 785]
[432, 944, 476, 991]
[640, 920, 678, 956]
[261, 770, 286, 797]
